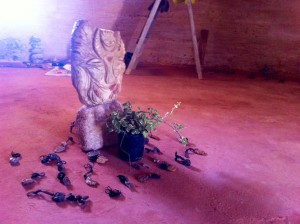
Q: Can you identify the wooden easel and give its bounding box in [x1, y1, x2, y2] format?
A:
[125, 0, 203, 79]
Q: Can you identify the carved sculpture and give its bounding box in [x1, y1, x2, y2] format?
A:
[71, 20, 126, 151]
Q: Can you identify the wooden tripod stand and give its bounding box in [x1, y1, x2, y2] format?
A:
[125, 0, 202, 79]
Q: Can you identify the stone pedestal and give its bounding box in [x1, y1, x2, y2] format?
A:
[74, 100, 122, 151]
[70, 20, 126, 151]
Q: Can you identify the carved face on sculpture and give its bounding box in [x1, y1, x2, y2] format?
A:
[100, 30, 118, 52]
[71, 20, 126, 106]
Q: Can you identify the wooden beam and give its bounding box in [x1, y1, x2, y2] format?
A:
[125, 0, 162, 75]
[187, 0, 203, 79]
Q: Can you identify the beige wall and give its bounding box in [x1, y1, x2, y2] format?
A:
[0, 0, 299, 75]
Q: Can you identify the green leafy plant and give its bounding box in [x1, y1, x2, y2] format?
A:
[106, 101, 189, 146]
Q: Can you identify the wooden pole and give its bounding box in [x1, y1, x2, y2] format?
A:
[187, 0, 203, 79]
[125, 0, 162, 75]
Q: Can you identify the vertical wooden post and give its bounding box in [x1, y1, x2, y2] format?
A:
[187, 0, 203, 79]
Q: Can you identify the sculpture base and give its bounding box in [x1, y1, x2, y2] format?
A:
[73, 100, 122, 152]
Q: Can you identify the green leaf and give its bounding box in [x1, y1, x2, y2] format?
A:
[142, 131, 149, 138]
[179, 136, 189, 146]
[138, 119, 145, 126]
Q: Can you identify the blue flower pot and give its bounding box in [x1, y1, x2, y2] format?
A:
[118, 133, 145, 162]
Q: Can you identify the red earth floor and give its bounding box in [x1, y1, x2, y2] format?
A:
[0, 65, 299, 224]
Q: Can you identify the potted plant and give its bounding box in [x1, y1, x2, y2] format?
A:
[106, 101, 188, 162]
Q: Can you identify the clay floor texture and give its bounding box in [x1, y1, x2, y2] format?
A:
[0, 66, 299, 224]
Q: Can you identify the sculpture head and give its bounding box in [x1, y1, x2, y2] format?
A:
[71, 20, 126, 106]
[100, 30, 118, 52]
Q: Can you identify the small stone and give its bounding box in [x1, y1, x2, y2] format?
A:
[96, 155, 108, 164]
